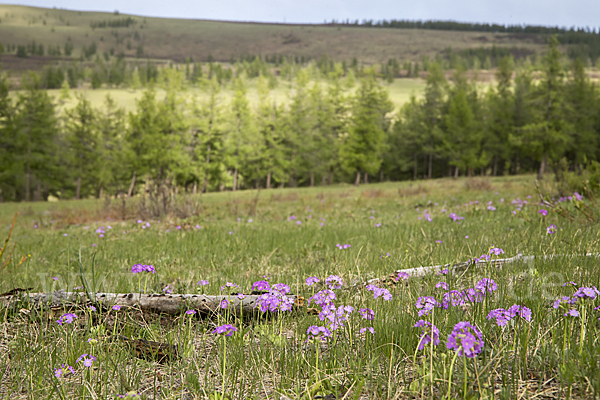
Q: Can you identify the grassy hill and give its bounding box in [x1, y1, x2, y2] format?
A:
[0, 4, 550, 65]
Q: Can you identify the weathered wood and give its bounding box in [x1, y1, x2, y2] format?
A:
[365, 253, 600, 285]
[0, 290, 298, 316]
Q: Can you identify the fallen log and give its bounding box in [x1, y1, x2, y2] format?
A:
[0, 290, 300, 316]
[365, 252, 600, 286]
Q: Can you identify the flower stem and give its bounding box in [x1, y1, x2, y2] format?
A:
[447, 348, 460, 399]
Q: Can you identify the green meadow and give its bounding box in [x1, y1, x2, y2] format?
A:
[1, 176, 599, 399]
[34, 77, 426, 112]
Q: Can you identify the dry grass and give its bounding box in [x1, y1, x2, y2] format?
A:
[0, 4, 552, 65]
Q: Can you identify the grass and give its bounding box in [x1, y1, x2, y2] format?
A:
[0, 4, 550, 64]
[34, 77, 427, 112]
[1, 176, 600, 399]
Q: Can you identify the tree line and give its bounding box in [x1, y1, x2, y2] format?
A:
[0, 37, 598, 202]
[334, 19, 600, 63]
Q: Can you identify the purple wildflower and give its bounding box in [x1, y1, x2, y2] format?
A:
[57, 313, 77, 326]
[547, 224, 558, 234]
[397, 272, 409, 281]
[308, 289, 336, 307]
[112, 305, 121, 311]
[446, 321, 484, 358]
[220, 282, 239, 291]
[539, 209, 548, 216]
[564, 309, 580, 317]
[198, 279, 209, 286]
[414, 320, 440, 350]
[435, 282, 449, 290]
[573, 286, 599, 300]
[416, 296, 439, 316]
[306, 325, 332, 341]
[185, 309, 196, 315]
[476, 278, 498, 294]
[219, 299, 230, 309]
[54, 364, 75, 378]
[252, 280, 271, 291]
[359, 308, 374, 320]
[553, 296, 576, 309]
[76, 353, 97, 368]
[360, 327, 375, 335]
[325, 275, 343, 290]
[305, 276, 319, 286]
[213, 324, 237, 336]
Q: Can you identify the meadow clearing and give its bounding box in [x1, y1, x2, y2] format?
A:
[0, 176, 599, 399]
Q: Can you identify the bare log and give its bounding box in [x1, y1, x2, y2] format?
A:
[0, 290, 299, 316]
[364, 253, 600, 286]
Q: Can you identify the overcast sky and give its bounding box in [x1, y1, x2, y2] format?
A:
[2, 0, 598, 29]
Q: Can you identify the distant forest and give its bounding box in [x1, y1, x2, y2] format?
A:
[333, 19, 600, 61]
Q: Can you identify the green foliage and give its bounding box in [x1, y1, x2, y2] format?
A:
[340, 72, 393, 182]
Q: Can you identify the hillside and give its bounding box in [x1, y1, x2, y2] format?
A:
[0, 4, 551, 65]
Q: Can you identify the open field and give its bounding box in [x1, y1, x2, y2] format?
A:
[1, 176, 599, 399]
[33, 77, 427, 112]
[0, 4, 551, 64]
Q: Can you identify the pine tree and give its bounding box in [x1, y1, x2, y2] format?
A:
[422, 62, 446, 179]
[485, 56, 514, 175]
[14, 73, 60, 201]
[65, 94, 98, 199]
[523, 36, 570, 180]
[340, 71, 392, 185]
[565, 58, 598, 167]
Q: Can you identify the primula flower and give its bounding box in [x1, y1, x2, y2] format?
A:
[76, 353, 97, 368]
[476, 278, 498, 294]
[272, 283, 291, 295]
[539, 209, 548, 216]
[112, 305, 121, 311]
[366, 284, 392, 301]
[198, 280, 209, 286]
[547, 224, 558, 234]
[573, 286, 599, 300]
[252, 280, 271, 291]
[449, 213, 464, 222]
[256, 283, 294, 312]
[416, 296, 439, 316]
[397, 272, 409, 281]
[489, 247, 504, 256]
[219, 299, 229, 309]
[414, 320, 440, 350]
[308, 289, 336, 307]
[564, 309, 580, 317]
[57, 313, 77, 326]
[213, 324, 237, 336]
[305, 276, 319, 286]
[463, 287, 486, 303]
[220, 282, 239, 291]
[441, 290, 465, 309]
[553, 296, 576, 309]
[325, 275, 343, 290]
[162, 285, 172, 294]
[54, 364, 75, 378]
[237, 293, 246, 300]
[360, 327, 375, 335]
[359, 308, 374, 320]
[446, 321, 484, 358]
[487, 305, 532, 326]
[307, 325, 332, 341]
[435, 282, 449, 290]
[185, 309, 196, 315]
[131, 264, 155, 274]
[562, 281, 577, 287]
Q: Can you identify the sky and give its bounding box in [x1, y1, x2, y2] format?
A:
[2, 0, 599, 29]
